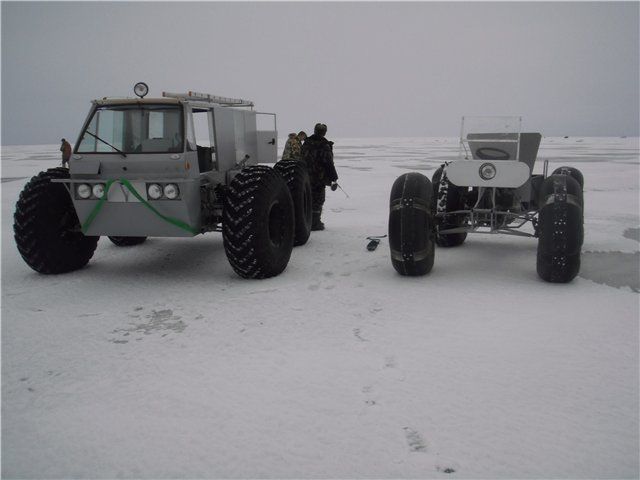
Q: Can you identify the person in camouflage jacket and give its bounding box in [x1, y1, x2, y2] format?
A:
[282, 133, 301, 160]
[297, 130, 307, 147]
[301, 123, 338, 231]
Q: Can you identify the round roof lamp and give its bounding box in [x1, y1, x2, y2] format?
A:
[134, 82, 149, 99]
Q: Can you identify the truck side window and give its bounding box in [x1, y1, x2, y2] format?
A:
[192, 109, 216, 172]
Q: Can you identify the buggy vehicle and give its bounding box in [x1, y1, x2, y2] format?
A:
[388, 116, 584, 282]
[14, 83, 312, 278]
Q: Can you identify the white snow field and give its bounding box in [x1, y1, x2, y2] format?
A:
[2, 137, 638, 479]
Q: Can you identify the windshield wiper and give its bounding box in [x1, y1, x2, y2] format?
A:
[84, 131, 127, 158]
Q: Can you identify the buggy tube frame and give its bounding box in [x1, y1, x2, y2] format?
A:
[436, 208, 539, 238]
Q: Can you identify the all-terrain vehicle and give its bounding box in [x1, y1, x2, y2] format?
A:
[388, 116, 584, 282]
[14, 83, 312, 278]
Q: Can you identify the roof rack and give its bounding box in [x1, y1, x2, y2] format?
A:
[162, 91, 254, 108]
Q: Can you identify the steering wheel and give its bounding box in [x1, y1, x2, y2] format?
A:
[476, 147, 510, 160]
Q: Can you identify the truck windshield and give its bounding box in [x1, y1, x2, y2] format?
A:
[77, 104, 183, 154]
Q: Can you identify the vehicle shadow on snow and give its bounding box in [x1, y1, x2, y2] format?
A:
[88, 236, 237, 281]
[432, 237, 542, 280]
[436, 238, 640, 292]
[437, 236, 538, 259]
[580, 251, 639, 293]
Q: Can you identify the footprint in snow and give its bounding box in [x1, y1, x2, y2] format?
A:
[360, 386, 377, 407]
[436, 466, 457, 474]
[403, 427, 427, 452]
[110, 308, 187, 344]
[353, 328, 369, 342]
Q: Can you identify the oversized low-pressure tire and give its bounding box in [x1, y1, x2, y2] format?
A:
[108, 236, 147, 247]
[274, 160, 312, 246]
[432, 166, 467, 247]
[223, 165, 295, 279]
[536, 174, 584, 283]
[530, 174, 545, 210]
[388, 172, 435, 276]
[13, 168, 99, 274]
[552, 166, 584, 190]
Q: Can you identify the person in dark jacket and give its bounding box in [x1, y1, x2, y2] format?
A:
[60, 138, 72, 168]
[301, 123, 338, 231]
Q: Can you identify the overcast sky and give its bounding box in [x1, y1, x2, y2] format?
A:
[1, 1, 638, 145]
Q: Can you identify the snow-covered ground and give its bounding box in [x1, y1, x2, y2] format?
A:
[2, 137, 638, 479]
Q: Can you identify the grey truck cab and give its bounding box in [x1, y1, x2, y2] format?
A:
[14, 83, 312, 278]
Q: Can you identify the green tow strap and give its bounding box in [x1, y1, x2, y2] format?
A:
[81, 178, 199, 235]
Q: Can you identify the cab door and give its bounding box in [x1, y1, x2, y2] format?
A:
[256, 112, 277, 163]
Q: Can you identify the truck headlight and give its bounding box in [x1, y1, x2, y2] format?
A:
[77, 184, 92, 199]
[147, 183, 163, 200]
[163, 183, 180, 200]
[92, 183, 106, 199]
[479, 163, 497, 180]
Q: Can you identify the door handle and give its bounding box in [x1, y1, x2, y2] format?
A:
[268, 138, 275, 145]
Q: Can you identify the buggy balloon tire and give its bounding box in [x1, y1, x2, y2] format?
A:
[530, 174, 545, 210]
[223, 165, 295, 279]
[13, 168, 99, 274]
[432, 166, 467, 247]
[274, 160, 312, 246]
[108, 236, 147, 247]
[388, 172, 435, 276]
[536, 174, 584, 283]
[552, 166, 584, 191]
